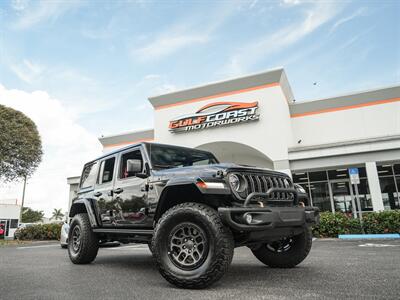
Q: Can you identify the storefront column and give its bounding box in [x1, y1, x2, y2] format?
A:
[365, 162, 385, 211]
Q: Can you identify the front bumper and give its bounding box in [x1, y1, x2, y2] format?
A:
[218, 206, 319, 232]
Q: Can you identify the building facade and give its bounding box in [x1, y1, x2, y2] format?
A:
[0, 200, 21, 240]
[82, 68, 400, 216]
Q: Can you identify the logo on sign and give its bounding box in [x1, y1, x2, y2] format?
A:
[169, 101, 259, 133]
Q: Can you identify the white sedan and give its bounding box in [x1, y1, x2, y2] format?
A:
[60, 222, 69, 248]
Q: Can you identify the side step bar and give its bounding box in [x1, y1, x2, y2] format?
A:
[93, 228, 153, 235]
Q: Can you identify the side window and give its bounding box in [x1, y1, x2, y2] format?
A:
[80, 162, 98, 188]
[98, 157, 116, 184]
[120, 150, 143, 179]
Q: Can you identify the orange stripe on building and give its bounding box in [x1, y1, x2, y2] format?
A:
[155, 82, 280, 110]
[103, 138, 154, 148]
[291, 97, 400, 118]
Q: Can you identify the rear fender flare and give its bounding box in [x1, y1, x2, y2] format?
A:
[69, 198, 99, 227]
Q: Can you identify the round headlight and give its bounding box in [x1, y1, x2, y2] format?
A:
[229, 174, 247, 193]
[295, 184, 306, 194]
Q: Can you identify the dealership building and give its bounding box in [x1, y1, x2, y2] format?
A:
[70, 68, 400, 215]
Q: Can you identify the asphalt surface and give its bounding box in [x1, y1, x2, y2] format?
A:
[0, 239, 399, 300]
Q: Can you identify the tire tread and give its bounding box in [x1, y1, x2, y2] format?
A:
[152, 202, 234, 289]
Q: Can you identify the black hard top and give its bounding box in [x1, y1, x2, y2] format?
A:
[84, 142, 213, 166]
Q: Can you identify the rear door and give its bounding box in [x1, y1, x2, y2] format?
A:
[94, 156, 117, 227]
[112, 146, 151, 228]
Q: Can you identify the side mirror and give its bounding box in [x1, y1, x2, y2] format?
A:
[136, 162, 150, 179]
[127, 159, 142, 174]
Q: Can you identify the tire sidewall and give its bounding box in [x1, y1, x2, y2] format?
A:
[67, 214, 98, 263]
[263, 229, 309, 257]
[68, 216, 84, 261]
[155, 210, 218, 280]
[251, 228, 312, 268]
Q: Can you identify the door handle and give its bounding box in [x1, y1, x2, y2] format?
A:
[113, 188, 123, 194]
[94, 192, 102, 197]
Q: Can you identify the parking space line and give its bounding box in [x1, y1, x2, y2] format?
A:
[17, 244, 59, 250]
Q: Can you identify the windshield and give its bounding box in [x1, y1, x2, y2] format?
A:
[146, 144, 219, 170]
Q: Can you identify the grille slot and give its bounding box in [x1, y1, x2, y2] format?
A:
[230, 172, 295, 206]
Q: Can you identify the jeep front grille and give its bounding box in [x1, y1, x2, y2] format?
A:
[229, 172, 295, 206]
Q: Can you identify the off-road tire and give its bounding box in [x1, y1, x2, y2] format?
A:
[68, 213, 99, 264]
[152, 203, 234, 289]
[251, 228, 312, 268]
[148, 243, 153, 253]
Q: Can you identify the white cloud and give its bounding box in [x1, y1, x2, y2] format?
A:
[9, 59, 44, 84]
[280, 0, 304, 6]
[249, 0, 259, 9]
[132, 31, 210, 62]
[144, 74, 161, 80]
[222, 1, 345, 76]
[0, 85, 102, 216]
[130, 3, 236, 62]
[12, 0, 81, 30]
[330, 7, 368, 33]
[11, 0, 29, 11]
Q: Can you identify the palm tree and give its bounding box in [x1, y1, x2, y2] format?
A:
[51, 208, 64, 220]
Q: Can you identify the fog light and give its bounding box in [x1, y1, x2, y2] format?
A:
[245, 214, 253, 224]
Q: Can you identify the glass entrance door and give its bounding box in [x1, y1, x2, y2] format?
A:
[330, 181, 356, 216]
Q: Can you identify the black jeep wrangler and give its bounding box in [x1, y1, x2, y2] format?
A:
[68, 142, 319, 289]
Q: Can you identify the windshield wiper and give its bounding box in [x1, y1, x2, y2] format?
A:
[153, 164, 177, 169]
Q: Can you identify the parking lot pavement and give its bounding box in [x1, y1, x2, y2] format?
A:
[1, 239, 399, 300]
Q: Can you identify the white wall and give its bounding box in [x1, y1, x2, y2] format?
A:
[197, 141, 274, 169]
[0, 204, 21, 219]
[291, 102, 400, 147]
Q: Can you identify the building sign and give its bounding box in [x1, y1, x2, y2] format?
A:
[169, 101, 259, 133]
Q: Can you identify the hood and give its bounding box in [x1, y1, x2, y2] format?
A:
[152, 163, 285, 181]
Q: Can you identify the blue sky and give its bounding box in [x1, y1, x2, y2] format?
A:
[1, 0, 399, 136]
[0, 0, 399, 214]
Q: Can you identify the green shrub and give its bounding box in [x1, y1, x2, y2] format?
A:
[362, 210, 400, 234]
[313, 210, 400, 238]
[312, 212, 362, 238]
[15, 223, 62, 240]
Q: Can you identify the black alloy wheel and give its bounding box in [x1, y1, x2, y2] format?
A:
[168, 222, 209, 270]
[250, 228, 312, 268]
[152, 203, 234, 289]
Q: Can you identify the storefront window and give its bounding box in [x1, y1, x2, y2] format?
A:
[355, 179, 373, 212]
[376, 163, 400, 210]
[308, 171, 327, 182]
[393, 164, 400, 175]
[292, 172, 308, 184]
[379, 176, 398, 210]
[292, 166, 383, 214]
[309, 182, 332, 212]
[328, 169, 349, 180]
[377, 164, 394, 176]
[331, 181, 353, 214]
[394, 177, 400, 209]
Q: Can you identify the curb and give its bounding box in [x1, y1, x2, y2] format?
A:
[338, 234, 400, 239]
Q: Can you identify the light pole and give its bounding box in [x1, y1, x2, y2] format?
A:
[20, 175, 27, 222]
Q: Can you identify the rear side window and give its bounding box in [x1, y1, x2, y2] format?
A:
[80, 162, 98, 189]
[98, 157, 116, 184]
